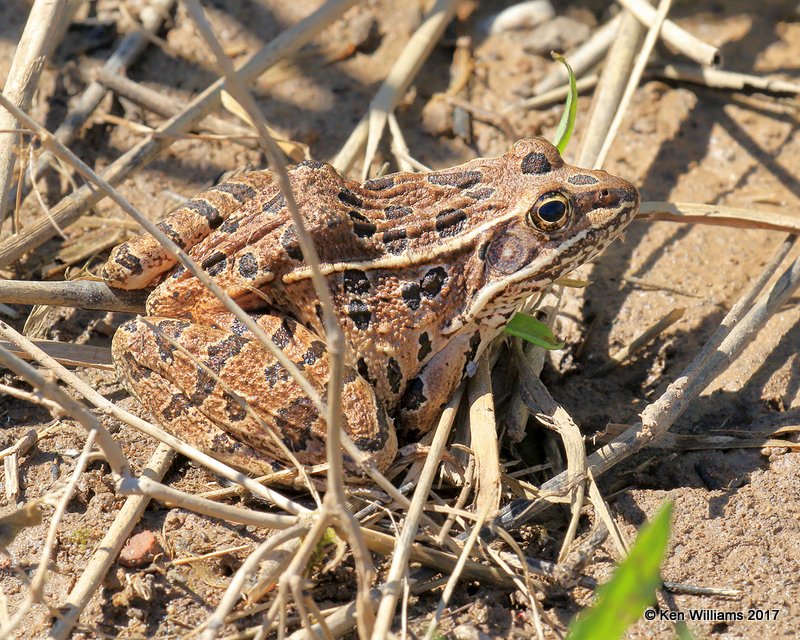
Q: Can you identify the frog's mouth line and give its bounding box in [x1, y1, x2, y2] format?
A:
[442, 199, 639, 335]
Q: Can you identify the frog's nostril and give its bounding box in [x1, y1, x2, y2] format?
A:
[597, 188, 615, 207]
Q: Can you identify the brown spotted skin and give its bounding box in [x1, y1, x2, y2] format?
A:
[105, 138, 639, 475]
[112, 313, 394, 475]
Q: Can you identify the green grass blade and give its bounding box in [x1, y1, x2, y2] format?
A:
[566, 502, 673, 640]
[552, 52, 578, 154]
[504, 312, 564, 350]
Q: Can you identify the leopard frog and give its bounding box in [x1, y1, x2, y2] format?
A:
[103, 138, 639, 476]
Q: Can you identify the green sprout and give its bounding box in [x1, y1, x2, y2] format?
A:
[567, 502, 673, 640]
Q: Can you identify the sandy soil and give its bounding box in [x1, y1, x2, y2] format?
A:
[0, 0, 798, 638]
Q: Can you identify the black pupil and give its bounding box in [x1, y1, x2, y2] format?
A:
[538, 199, 566, 223]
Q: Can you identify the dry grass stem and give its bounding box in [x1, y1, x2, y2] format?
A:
[287, 588, 383, 640]
[371, 385, 464, 639]
[422, 484, 498, 640]
[0, 0, 68, 226]
[513, 355, 586, 562]
[617, 0, 721, 66]
[332, 0, 458, 176]
[0, 0, 358, 267]
[244, 537, 303, 606]
[218, 91, 308, 161]
[0, 279, 146, 312]
[0, 339, 114, 370]
[201, 524, 310, 640]
[387, 113, 416, 173]
[656, 432, 800, 451]
[0, 0, 178, 220]
[437, 454, 475, 543]
[594, 0, 672, 169]
[46, 443, 175, 640]
[662, 582, 742, 597]
[511, 74, 599, 113]
[532, 13, 622, 95]
[361, 527, 515, 587]
[505, 293, 562, 444]
[638, 201, 800, 234]
[94, 68, 259, 146]
[577, 11, 644, 167]
[172, 544, 253, 566]
[130, 475, 298, 530]
[587, 474, 628, 556]
[467, 356, 502, 513]
[0, 383, 62, 414]
[595, 306, 685, 375]
[480, 535, 546, 640]
[27, 144, 67, 239]
[443, 96, 517, 141]
[655, 63, 800, 95]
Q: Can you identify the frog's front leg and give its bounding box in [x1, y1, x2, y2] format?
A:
[395, 330, 485, 437]
[112, 313, 397, 476]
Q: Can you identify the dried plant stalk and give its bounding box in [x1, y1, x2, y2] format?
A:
[371, 385, 464, 639]
[617, 0, 720, 66]
[0, 0, 69, 224]
[594, 0, 672, 168]
[595, 307, 685, 374]
[655, 63, 800, 95]
[577, 11, 644, 167]
[0, 279, 146, 312]
[639, 201, 800, 234]
[467, 356, 501, 514]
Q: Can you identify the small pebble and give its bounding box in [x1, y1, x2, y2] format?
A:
[119, 530, 162, 567]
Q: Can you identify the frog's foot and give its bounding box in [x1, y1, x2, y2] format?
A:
[112, 314, 397, 477]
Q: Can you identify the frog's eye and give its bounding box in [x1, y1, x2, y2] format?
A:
[528, 191, 572, 232]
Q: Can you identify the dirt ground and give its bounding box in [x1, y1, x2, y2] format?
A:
[0, 0, 798, 638]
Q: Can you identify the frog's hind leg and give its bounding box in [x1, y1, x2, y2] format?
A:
[115, 340, 280, 476]
[112, 314, 396, 476]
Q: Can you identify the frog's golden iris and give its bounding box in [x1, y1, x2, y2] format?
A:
[528, 191, 572, 232]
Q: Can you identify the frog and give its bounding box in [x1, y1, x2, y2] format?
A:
[103, 138, 639, 476]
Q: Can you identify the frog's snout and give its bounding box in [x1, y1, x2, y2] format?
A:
[592, 179, 639, 212]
